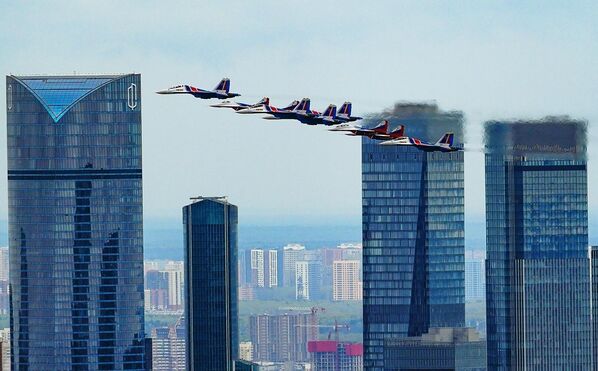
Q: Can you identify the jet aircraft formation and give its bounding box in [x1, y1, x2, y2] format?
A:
[157, 78, 462, 152]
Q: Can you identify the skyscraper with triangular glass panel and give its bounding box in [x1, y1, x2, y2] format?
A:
[6, 74, 146, 370]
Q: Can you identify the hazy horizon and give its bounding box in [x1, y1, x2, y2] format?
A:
[2, 2, 598, 239]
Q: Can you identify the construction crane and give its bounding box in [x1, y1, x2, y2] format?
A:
[277, 306, 326, 314]
[295, 320, 350, 342]
[295, 323, 351, 371]
[278, 306, 326, 340]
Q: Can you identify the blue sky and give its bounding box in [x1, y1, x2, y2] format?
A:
[1, 1, 597, 230]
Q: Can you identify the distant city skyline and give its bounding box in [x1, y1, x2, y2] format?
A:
[4, 3, 598, 371]
[2, 2, 598, 232]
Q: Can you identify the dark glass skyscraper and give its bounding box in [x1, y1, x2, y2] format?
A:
[362, 103, 465, 370]
[485, 119, 590, 370]
[183, 197, 238, 371]
[6, 74, 146, 369]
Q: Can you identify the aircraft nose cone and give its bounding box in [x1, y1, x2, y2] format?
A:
[156, 89, 171, 94]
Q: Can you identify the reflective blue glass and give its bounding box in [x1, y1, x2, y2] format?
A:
[16, 77, 113, 122]
[183, 199, 238, 371]
[6, 74, 146, 370]
[485, 120, 591, 370]
[361, 104, 465, 370]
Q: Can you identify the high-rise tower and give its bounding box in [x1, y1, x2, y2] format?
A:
[362, 103, 465, 369]
[484, 119, 591, 369]
[183, 197, 238, 371]
[6, 74, 146, 369]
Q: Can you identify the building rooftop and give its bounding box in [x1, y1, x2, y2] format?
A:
[386, 327, 484, 347]
[188, 196, 231, 206]
[308, 340, 364, 356]
[9, 74, 130, 122]
[484, 118, 587, 157]
[338, 243, 362, 249]
[283, 244, 305, 251]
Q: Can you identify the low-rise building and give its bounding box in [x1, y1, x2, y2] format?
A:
[308, 340, 363, 370]
[383, 327, 486, 370]
[240, 341, 253, 361]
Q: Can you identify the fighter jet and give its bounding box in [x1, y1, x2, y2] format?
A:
[210, 97, 269, 111]
[260, 98, 319, 121]
[238, 98, 344, 126]
[369, 124, 405, 140]
[329, 120, 391, 138]
[294, 103, 342, 126]
[242, 98, 314, 121]
[279, 100, 360, 125]
[156, 78, 240, 99]
[335, 102, 362, 122]
[380, 132, 460, 152]
[236, 99, 301, 115]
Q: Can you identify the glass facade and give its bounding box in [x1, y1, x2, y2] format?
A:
[592, 246, 598, 370]
[384, 331, 487, 371]
[183, 199, 238, 371]
[484, 120, 590, 370]
[362, 104, 465, 370]
[6, 74, 146, 370]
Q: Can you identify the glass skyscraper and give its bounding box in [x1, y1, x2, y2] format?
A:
[484, 119, 590, 370]
[6, 74, 146, 369]
[362, 103, 465, 370]
[183, 197, 238, 371]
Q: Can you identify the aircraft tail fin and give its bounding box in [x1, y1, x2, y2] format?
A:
[389, 125, 405, 138]
[373, 120, 389, 134]
[338, 102, 352, 116]
[435, 132, 454, 146]
[257, 97, 270, 106]
[214, 78, 230, 93]
[294, 98, 311, 112]
[322, 104, 337, 119]
[282, 100, 300, 111]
